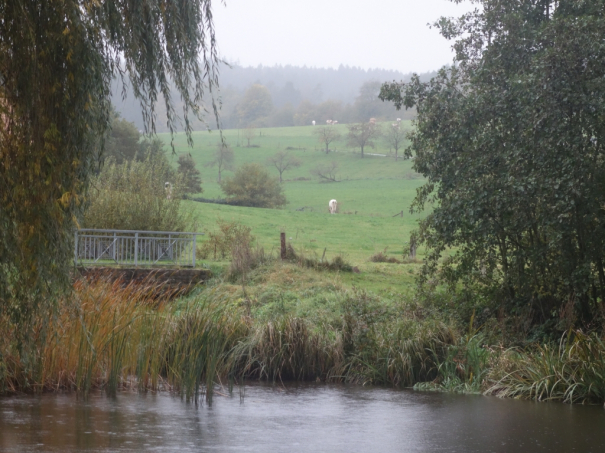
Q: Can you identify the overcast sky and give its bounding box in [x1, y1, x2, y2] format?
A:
[213, 0, 476, 74]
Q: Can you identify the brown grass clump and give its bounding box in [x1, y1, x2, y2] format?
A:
[369, 251, 401, 264]
[0, 279, 245, 403]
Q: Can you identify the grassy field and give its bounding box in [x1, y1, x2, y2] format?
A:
[157, 122, 427, 270]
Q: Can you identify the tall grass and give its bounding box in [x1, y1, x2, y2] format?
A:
[486, 330, 605, 403]
[0, 280, 244, 403]
[3, 276, 605, 405]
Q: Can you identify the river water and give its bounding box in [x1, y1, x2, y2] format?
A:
[1, 383, 604, 452]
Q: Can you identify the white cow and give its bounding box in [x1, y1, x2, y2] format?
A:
[326, 119, 333, 125]
[312, 120, 316, 126]
[328, 199, 338, 214]
[396, 118, 401, 122]
[165, 182, 172, 200]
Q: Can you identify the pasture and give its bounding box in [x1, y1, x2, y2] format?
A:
[157, 123, 427, 285]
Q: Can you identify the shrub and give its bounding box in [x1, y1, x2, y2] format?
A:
[220, 163, 286, 208]
[198, 219, 254, 260]
[81, 154, 194, 231]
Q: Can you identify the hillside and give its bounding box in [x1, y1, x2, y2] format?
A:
[158, 123, 426, 286]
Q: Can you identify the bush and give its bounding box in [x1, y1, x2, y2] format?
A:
[198, 219, 254, 260]
[220, 163, 286, 208]
[82, 154, 194, 231]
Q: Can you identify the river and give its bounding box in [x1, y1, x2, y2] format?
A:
[1, 383, 604, 452]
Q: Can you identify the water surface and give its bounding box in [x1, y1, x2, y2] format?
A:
[1, 383, 604, 452]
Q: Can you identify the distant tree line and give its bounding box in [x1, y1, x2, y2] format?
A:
[112, 64, 434, 131]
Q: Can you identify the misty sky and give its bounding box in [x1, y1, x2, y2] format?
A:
[213, 0, 477, 74]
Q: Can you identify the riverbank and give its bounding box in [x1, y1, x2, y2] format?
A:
[2, 260, 605, 405]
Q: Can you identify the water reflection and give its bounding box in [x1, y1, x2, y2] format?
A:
[1, 383, 604, 452]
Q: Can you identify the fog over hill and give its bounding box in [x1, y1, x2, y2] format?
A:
[112, 63, 438, 132]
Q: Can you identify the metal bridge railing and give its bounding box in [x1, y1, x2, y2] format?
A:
[74, 229, 203, 268]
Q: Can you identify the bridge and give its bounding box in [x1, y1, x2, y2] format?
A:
[74, 229, 211, 292]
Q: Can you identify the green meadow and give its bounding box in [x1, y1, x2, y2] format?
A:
[158, 122, 426, 272]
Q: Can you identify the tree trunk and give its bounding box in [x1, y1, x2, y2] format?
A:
[361, 145, 364, 158]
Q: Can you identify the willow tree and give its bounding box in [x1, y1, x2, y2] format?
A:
[381, 0, 605, 327]
[0, 0, 221, 328]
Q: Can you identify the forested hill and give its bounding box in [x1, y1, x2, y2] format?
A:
[113, 63, 437, 132]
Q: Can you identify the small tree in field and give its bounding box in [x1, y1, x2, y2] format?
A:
[383, 123, 407, 161]
[177, 153, 203, 194]
[313, 125, 341, 153]
[220, 163, 286, 208]
[310, 161, 340, 182]
[243, 126, 257, 147]
[347, 122, 381, 158]
[205, 143, 235, 183]
[267, 151, 302, 182]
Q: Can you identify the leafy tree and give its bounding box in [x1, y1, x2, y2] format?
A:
[220, 163, 286, 208]
[177, 154, 203, 194]
[237, 84, 273, 126]
[346, 122, 381, 158]
[0, 0, 220, 329]
[380, 0, 605, 327]
[267, 151, 302, 183]
[383, 123, 407, 161]
[205, 143, 235, 183]
[313, 125, 342, 154]
[105, 114, 141, 164]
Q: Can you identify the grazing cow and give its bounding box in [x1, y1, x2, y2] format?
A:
[396, 118, 401, 122]
[329, 199, 338, 214]
[333, 120, 338, 125]
[164, 182, 172, 200]
[326, 119, 333, 125]
[312, 120, 316, 126]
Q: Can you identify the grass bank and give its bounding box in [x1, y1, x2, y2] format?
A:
[2, 263, 605, 405]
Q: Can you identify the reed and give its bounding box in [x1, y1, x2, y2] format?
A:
[0, 279, 245, 403]
[486, 330, 605, 403]
[234, 316, 344, 382]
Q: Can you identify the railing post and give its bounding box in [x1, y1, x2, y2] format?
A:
[74, 231, 78, 266]
[113, 232, 116, 262]
[134, 232, 138, 267]
[192, 234, 197, 267]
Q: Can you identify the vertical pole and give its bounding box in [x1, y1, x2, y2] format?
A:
[134, 232, 138, 267]
[74, 231, 78, 266]
[113, 232, 116, 262]
[280, 232, 286, 260]
[192, 234, 197, 268]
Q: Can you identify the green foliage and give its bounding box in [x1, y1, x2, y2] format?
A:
[237, 84, 274, 127]
[177, 153, 203, 194]
[81, 154, 193, 232]
[0, 0, 220, 331]
[380, 0, 605, 327]
[104, 111, 169, 164]
[220, 163, 287, 208]
[105, 114, 141, 164]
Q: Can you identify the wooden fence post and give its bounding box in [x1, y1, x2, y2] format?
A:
[281, 232, 286, 260]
